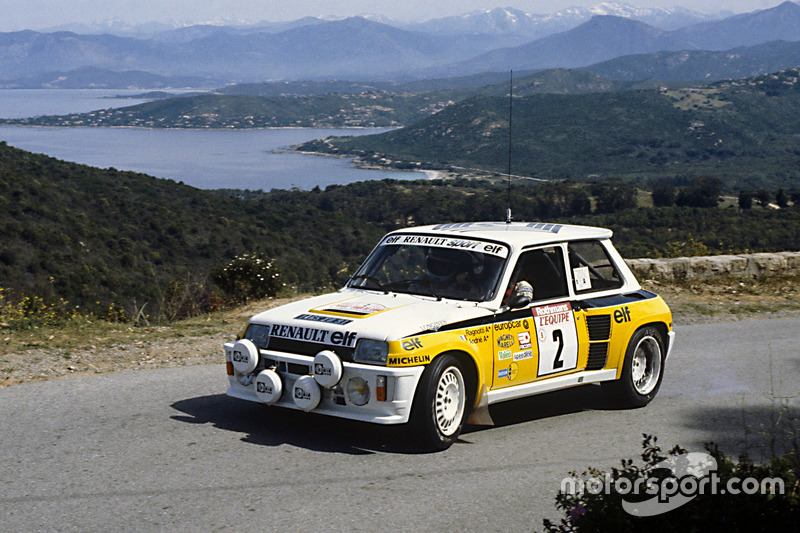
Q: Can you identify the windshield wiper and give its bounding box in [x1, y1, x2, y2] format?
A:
[349, 275, 389, 294]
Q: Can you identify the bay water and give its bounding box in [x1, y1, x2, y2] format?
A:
[0, 89, 419, 190]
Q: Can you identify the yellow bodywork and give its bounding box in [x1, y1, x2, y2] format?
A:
[386, 293, 673, 410]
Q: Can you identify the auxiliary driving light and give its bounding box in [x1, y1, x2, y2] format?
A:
[313, 350, 343, 388]
[346, 377, 370, 406]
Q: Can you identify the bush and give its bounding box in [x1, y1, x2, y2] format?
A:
[212, 253, 283, 304]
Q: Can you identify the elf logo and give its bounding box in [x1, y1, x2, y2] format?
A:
[614, 306, 632, 323]
[401, 337, 423, 351]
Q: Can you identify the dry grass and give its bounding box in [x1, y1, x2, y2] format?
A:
[3, 277, 799, 387]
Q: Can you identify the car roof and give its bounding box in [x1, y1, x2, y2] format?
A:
[388, 221, 613, 249]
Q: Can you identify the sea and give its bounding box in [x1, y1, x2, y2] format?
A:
[0, 89, 419, 190]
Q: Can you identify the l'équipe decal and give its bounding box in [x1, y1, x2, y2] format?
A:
[532, 302, 579, 376]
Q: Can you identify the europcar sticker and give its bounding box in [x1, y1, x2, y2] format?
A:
[532, 302, 579, 376]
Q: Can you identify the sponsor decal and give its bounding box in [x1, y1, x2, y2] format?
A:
[314, 363, 332, 376]
[381, 233, 508, 258]
[294, 387, 312, 401]
[295, 313, 352, 325]
[513, 350, 533, 362]
[388, 354, 432, 366]
[325, 302, 387, 315]
[256, 382, 273, 394]
[232, 350, 248, 363]
[269, 324, 357, 347]
[498, 362, 519, 381]
[614, 306, 632, 323]
[517, 331, 532, 350]
[498, 349, 512, 361]
[494, 320, 522, 331]
[401, 337, 423, 351]
[497, 333, 515, 349]
[420, 319, 446, 332]
[532, 302, 572, 327]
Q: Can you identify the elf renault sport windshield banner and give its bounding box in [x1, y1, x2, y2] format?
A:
[379, 234, 509, 258]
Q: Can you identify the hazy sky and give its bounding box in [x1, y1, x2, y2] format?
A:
[1, 1, 790, 32]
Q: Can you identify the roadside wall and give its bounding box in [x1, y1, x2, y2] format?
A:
[626, 252, 800, 281]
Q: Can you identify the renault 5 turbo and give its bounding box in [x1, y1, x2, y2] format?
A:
[224, 221, 674, 450]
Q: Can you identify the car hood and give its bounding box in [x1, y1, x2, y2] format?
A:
[248, 289, 493, 342]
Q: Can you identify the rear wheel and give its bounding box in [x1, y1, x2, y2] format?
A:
[410, 354, 467, 451]
[602, 326, 664, 408]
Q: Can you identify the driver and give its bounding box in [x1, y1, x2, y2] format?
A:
[424, 247, 485, 299]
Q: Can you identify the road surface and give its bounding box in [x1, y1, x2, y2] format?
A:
[1, 318, 798, 531]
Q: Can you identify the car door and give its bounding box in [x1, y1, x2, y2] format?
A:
[492, 245, 579, 389]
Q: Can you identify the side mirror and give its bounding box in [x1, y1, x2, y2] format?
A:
[507, 280, 533, 309]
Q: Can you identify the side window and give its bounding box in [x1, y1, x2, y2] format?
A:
[505, 246, 568, 303]
[568, 241, 623, 294]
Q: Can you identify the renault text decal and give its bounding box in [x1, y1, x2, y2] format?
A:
[269, 324, 357, 347]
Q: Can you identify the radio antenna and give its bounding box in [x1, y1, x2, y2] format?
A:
[506, 70, 513, 224]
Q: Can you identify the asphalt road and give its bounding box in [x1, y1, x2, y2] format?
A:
[2, 318, 799, 532]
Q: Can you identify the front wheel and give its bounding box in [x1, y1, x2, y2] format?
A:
[410, 354, 467, 451]
[602, 326, 665, 408]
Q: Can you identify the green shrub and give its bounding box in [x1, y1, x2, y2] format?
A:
[212, 253, 283, 303]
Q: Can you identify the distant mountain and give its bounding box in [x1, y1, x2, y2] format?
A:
[428, 2, 800, 77]
[1, 3, 798, 85]
[431, 16, 669, 76]
[586, 40, 800, 82]
[404, 3, 724, 41]
[669, 1, 800, 49]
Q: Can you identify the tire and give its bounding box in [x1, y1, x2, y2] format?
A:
[410, 354, 467, 451]
[602, 326, 665, 408]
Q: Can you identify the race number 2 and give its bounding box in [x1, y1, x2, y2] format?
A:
[532, 302, 579, 376]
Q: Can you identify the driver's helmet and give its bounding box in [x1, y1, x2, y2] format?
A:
[426, 248, 471, 282]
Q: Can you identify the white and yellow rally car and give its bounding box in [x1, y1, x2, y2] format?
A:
[225, 222, 674, 450]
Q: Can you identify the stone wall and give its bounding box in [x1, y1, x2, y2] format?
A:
[626, 252, 800, 281]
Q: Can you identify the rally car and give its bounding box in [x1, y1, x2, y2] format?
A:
[224, 221, 674, 450]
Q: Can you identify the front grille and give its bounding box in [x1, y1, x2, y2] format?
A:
[264, 337, 355, 361]
[586, 343, 608, 370]
[286, 362, 312, 376]
[586, 315, 611, 341]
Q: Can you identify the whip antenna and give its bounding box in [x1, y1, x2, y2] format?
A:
[506, 70, 513, 224]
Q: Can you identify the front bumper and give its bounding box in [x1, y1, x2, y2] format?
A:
[224, 342, 425, 425]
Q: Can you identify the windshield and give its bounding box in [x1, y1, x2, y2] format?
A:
[347, 234, 509, 302]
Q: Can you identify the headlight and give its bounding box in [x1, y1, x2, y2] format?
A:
[244, 323, 270, 349]
[352, 339, 389, 365]
[346, 377, 370, 406]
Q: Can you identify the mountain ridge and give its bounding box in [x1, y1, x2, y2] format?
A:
[0, 3, 796, 84]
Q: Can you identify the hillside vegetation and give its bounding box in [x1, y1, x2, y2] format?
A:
[0, 142, 383, 321]
[3, 141, 800, 326]
[303, 68, 800, 190]
[0, 69, 654, 129]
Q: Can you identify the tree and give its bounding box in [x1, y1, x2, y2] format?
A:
[675, 176, 721, 208]
[776, 188, 789, 208]
[738, 190, 753, 210]
[592, 179, 637, 214]
[754, 188, 771, 207]
[651, 182, 676, 207]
